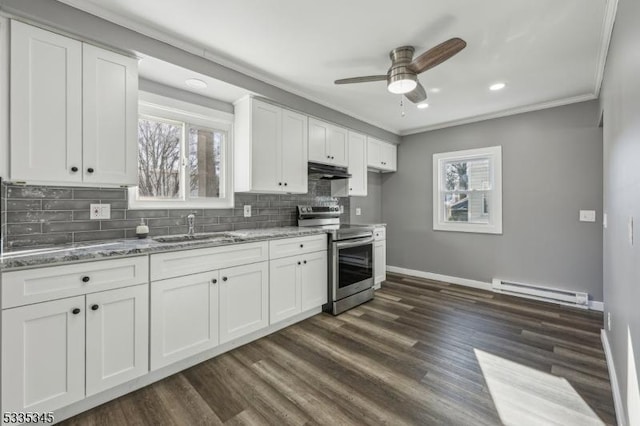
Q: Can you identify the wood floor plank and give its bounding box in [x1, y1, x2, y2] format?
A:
[60, 273, 616, 426]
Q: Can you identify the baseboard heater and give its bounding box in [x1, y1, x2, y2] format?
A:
[491, 279, 589, 308]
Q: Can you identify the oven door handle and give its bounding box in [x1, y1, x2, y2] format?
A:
[335, 236, 375, 249]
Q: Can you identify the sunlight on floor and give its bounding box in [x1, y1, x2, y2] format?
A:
[474, 349, 604, 426]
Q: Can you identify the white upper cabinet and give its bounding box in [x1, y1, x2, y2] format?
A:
[10, 20, 83, 183]
[308, 118, 348, 167]
[9, 20, 138, 186]
[234, 97, 308, 194]
[332, 131, 368, 197]
[82, 44, 138, 186]
[367, 137, 397, 172]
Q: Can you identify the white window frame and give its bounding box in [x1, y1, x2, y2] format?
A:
[129, 91, 234, 209]
[433, 146, 502, 234]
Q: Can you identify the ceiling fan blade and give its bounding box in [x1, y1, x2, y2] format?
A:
[404, 82, 427, 104]
[409, 37, 467, 74]
[334, 75, 387, 85]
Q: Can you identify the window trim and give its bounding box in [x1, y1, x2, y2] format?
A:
[432, 146, 502, 234]
[129, 91, 234, 209]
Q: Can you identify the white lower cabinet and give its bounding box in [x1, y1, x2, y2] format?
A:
[219, 261, 269, 343]
[1, 283, 149, 414]
[2, 296, 85, 414]
[86, 285, 149, 395]
[374, 228, 387, 288]
[150, 271, 219, 370]
[270, 250, 327, 324]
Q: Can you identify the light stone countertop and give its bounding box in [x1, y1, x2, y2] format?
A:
[0, 227, 329, 272]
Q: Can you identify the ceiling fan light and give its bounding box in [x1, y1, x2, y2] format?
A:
[387, 70, 417, 95]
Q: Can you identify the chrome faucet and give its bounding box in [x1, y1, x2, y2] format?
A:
[187, 213, 196, 235]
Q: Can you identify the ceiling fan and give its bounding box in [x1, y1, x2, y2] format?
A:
[334, 38, 467, 104]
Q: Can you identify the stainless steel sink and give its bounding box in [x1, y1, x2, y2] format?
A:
[152, 232, 236, 243]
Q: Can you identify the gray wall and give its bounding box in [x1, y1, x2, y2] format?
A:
[0, 0, 399, 144]
[600, 0, 640, 421]
[350, 172, 384, 224]
[383, 100, 604, 300]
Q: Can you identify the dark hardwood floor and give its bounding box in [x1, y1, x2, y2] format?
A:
[62, 273, 616, 425]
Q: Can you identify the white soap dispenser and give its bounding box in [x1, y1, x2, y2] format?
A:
[136, 219, 149, 239]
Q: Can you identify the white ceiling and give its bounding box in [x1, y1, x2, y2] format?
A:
[58, 0, 615, 135]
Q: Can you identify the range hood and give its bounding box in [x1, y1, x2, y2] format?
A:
[308, 162, 351, 180]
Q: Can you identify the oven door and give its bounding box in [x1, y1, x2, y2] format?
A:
[333, 236, 375, 300]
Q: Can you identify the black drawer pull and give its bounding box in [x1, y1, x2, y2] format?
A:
[211, 278, 217, 284]
[81, 276, 90, 283]
[300, 244, 304, 248]
[91, 304, 99, 311]
[303, 260, 307, 264]
[71, 166, 78, 172]
[222, 277, 228, 282]
[297, 261, 301, 265]
[87, 167, 95, 173]
[72, 308, 81, 315]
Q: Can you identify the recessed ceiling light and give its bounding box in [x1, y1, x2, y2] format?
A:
[417, 102, 429, 109]
[185, 78, 207, 89]
[489, 82, 506, 91]
[430, 88, 441, 93]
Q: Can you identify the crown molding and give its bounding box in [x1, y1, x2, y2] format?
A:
[400, 93, 598, 136]
[594, 0, 619, 96]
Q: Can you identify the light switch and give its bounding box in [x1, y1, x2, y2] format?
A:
[244, 205, 251, 218]
[579, 210, 596, 222]
[629, 216, 634, 247]
[355, 208, 362, 216]
[603, 213, 608, 229]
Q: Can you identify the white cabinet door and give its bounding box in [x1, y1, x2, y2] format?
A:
[85, 284, 149, 396]
[83, 44, 138, 186]
[269, 256, 301, 324]
[250, 100, 281, 192]
[219, 262, 269, 343]
[367, 137, 382, 169]
[374, 240, 387, 286]
[2, 296, 85, 413]
[281, 109, 308, 193]
[367, 137, 397, 172]
[328, 125, 348, 167]
[10, 20, 82, 183]
[301, 250, 328, 310]
[150, 271, 220, 370]
[308, 117, 330, 164]
[381, 142, 397, 172]
[332, 131, 367, 197]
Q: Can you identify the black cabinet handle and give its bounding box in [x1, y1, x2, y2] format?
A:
[81, 276, 90, 283]
[300, 244, 304, 248]
[278, 182, 282, 186]
[222, 277, 228, 282]
[211, 278, 217, 284]
[284, 182, 288, 186]
[87, 167, 95, 173]
[303, 260, 307, 264]
[71, 166, 78, 173]
[91, 304, 99, 311]
[350, 188, 353, 191]
[297, 261, 301, 265]
[72, 308, 81, 315]
[327, 155, 331, 159]
[331, 156, 335, 159]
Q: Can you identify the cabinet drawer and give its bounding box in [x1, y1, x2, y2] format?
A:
[150, 241, 269, 281]
[269, 234, 327, 260]
[374, 227, 386, 241]
[2, 256, 149, 309]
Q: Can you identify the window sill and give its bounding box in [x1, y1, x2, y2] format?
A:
[127, 189, 234, 210]
[433, 222, 502, 235]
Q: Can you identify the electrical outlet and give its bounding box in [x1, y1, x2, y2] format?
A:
[90, 204, 110, 220]
[355, 208, 362, 216]
[603, 213, 608, 229]
[339, 205, 344, 214]
[579, 210, 596, 222]
[607, 312, 612, 331]
[244, 205, 251, 218]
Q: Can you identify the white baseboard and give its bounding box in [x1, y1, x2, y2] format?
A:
[386, 265, 604, 311]
[386, 265, 492, 291]
[602, 329, 626, 426]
